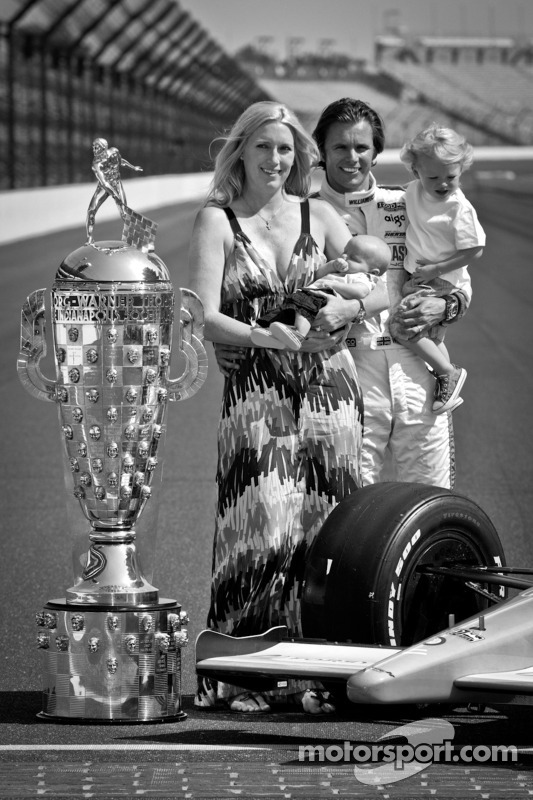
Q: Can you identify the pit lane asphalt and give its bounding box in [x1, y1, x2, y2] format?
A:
[1, 163, 533, 798]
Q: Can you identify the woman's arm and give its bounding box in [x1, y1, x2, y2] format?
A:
[310, 197, 352, 261]
[188, 206, 255, 346]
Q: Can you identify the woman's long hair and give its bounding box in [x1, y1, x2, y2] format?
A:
[206, 101, 319, 206]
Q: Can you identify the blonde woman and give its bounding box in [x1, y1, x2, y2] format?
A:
[189, 101, 387, 714]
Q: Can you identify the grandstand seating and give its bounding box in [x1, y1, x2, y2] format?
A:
[257, 76, 509, 148]
[380, 62, 533, 145]
[258, 78, 399, 118]
[256, 35, 533, 148]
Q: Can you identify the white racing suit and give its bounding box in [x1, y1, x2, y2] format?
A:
[318, 176, 471, 489]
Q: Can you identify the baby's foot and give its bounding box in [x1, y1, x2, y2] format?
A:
[250, 327, 286, 349]
[269, 322, 305, 351]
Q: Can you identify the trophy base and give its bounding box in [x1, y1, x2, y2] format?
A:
[36, 598, 187, 723]
[35, 710, 187, 725]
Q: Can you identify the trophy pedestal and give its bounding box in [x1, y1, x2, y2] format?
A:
[66, 539, 159, 605]
[36, 599, 187, 723]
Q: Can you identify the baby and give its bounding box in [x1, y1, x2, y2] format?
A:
[251, 234, 391, 351]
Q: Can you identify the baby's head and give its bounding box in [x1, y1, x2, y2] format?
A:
[343, 234, 391, 276]
[400, 124, 474, 201]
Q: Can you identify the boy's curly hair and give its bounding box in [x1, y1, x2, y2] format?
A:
[400, 123, 474, 173]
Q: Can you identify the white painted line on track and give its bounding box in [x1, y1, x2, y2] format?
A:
[0, 744, 271, 752]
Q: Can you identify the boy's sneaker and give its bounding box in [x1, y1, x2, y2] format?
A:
[269, 322, 305, 351]
[250, 326, 286, 349]
[433, 366, 467, 414]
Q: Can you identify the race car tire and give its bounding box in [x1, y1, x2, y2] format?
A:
[302, 482, 506, 647]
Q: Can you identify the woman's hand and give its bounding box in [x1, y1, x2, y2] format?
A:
[300, 328, 345, 352]
[213, 342, 247, 377]
[391, 294, 446, 340]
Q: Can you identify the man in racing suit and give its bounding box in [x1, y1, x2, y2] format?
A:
[318, 173, 470, 488]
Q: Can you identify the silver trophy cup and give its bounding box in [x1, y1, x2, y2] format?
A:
[18, 144, 207, 722]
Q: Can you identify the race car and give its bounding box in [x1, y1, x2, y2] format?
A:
[196, 483, 533, 708]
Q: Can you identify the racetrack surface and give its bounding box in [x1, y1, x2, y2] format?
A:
[1, 161, 532, 798]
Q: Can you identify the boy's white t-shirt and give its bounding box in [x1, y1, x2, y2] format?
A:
[404, 181, 486, 294]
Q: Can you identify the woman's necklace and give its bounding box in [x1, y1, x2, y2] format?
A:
[244, 196, 285, 230]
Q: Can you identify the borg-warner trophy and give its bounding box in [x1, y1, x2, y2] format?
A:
[18, 140, 207, 722]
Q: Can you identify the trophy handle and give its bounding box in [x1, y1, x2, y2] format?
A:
[167, 288, 208, 402]
[17, 288, 57, 402]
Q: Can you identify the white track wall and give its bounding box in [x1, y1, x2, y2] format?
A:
[1, 148, 532, 245]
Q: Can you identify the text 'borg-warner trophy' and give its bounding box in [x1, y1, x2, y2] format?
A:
[18, 138, 207, 722]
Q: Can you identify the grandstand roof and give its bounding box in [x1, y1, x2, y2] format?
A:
[417, 36, 516, 48]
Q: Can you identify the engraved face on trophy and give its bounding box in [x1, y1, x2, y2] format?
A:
[71, 614, 85, 631]
[91, 457, 103, 473]
[155, 632, 171, 652]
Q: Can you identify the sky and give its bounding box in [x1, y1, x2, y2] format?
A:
[178, 0, 533, 62]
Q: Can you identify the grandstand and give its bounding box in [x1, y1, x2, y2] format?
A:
[257, 78, 399, 132]
[255, 36, 533, 149]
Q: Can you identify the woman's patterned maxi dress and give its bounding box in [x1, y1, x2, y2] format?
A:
[202, 201, 364, 702]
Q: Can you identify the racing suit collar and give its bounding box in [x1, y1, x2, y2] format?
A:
[320, 174, 377, 208]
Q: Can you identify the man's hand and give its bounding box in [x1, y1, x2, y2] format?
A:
[313, 294, 356, 332]
[390, 294, 446, 341]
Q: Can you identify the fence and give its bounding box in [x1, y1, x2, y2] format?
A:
[0, 0, 271, 190]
